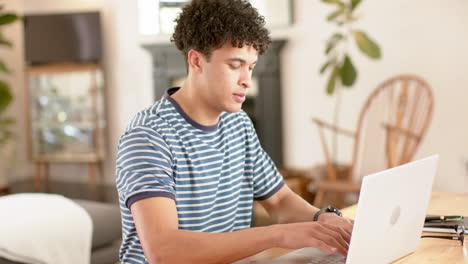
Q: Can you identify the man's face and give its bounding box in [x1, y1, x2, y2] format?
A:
[197, 43, 258, 114]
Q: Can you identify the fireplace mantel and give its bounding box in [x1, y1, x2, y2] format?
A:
[142, 40, 286, 167]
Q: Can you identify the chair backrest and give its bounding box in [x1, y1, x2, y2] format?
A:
[350, 75, 434, 182]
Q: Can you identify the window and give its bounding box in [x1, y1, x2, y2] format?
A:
[138, 0, 293, 36]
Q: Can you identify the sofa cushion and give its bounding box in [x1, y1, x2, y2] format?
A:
[73, 199, 121, 250]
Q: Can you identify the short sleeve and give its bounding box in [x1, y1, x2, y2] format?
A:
[242, 113, 284, 200]
[115, 126, 175, 209]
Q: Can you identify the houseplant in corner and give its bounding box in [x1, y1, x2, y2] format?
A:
[0, 6, 20, 192]
[319, 0, 381, 160]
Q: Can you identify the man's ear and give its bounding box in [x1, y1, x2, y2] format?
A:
[187, 49, 204, 73]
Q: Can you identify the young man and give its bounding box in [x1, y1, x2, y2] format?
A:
[115, 0, 353, 263]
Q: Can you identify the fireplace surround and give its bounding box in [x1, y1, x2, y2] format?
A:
[142, 40, 286, 167]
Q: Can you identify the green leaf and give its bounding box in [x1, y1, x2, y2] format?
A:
[351, 0, 362, 11]
[329, 32, 344, 41]
[0, 61, 10, 73]
[325, 40, 338, 54]
[339, 55, 357, 86]
[353, 31, 381, 59]
[325, 33, 343, 54]
[336, 21, 345, 26]
[0, 80, 13, 113]
[0, 14, 19, 26]
[325, 44, 334, 54]
[326, 66, 340, 95]
[327, 7, 345, 21]
[320, 60, 331, 75]
[321, 0, 345, 6]
[0, 33, 12, 47]
[0, 118, 15, 125]
[0, 38, 11, 47]
[0, 129, 13, 145]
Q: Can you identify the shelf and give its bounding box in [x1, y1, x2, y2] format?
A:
[33, 152, 104, 163]
[31, 121, 102, 131]
[26, 62, 101, 75]
[25, 63, 106, 165]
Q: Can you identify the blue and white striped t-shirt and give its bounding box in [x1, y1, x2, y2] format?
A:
[115, 87, 284, 263]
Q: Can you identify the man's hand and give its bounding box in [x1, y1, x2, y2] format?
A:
[318, 213, 354, 234]
[275, 221, 351, 256]
[259, 185, 354, 256]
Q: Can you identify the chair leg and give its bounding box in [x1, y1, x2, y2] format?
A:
[34, 162, 42, 190]
[314, 189, 325, 208]
[335, 192, 345, 209]
[88, 162, 96, 188]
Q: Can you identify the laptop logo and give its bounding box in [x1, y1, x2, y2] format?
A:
[390, 205, 401, 226]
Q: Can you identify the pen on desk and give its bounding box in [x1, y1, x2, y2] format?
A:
[425, 215, 464, 222]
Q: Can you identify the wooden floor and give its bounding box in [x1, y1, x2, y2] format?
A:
[2, 179, 119, 204]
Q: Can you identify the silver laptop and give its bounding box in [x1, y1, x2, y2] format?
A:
[270, 155, 439, 264]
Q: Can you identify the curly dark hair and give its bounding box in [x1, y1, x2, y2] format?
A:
[171, 0, 271, 61]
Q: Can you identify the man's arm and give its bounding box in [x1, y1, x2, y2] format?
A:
[259, 184, 354, 232]
[132, 196, 350, 264]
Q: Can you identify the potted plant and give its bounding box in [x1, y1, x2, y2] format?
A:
[319, 0, 382, 160]
[0, 6, 20, 192]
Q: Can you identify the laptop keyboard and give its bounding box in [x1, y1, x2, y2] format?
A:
[307, 253, 346, 264]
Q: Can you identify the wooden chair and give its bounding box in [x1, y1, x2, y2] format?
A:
[313, 74, 434, 208]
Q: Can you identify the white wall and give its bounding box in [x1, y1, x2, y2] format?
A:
[3, 0, 468, 192]
[282, 0, 468, 192]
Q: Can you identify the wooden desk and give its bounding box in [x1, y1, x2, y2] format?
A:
[239, 192, 468, 264]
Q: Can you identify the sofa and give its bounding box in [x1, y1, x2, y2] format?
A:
[0, 197, 121, 264]
[74, 199, 122, 264]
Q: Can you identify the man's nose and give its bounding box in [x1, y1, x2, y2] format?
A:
[239, 70, 252, 89]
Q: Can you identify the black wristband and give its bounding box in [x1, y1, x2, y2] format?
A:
[313, 205, 343, 221]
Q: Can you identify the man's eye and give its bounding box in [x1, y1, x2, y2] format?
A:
[229, 64, 240, 69]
